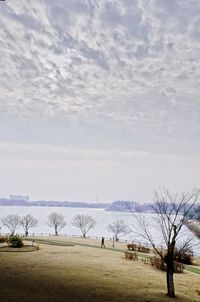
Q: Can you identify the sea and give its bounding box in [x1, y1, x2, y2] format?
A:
[0, 206, 199, 256]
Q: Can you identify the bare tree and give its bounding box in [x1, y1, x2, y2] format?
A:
[21, 214, 38, 236]
[133, 188, 200, 298]
[72, 214, 96, 238]
[1, 214, 21, 235]
[107, 220, 130, 241]
[47, 212, 66, 236]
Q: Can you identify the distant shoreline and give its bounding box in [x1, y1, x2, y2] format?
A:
[0, 203, 154, 213]
[0, 199, 151, 212]
[0, 199, 110, 209]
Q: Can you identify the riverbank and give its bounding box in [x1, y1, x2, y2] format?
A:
[0, 237, 199, 302]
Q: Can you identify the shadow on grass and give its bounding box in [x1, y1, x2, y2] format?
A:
[0, 245, 38, 252]
[0, 266, 191, 302]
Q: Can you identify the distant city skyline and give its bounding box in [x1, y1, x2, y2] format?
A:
[0, 0, 200, 202]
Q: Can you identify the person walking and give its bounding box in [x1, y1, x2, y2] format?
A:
[101, 236, 105, 248]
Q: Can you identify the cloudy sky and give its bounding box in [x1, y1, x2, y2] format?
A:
[0, 0, 199, 202]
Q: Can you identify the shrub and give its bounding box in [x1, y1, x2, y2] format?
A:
[174, 262, 184, 273]
[8, 235, 24, 248]
[127, 243, 137, 251]
[150, 256, 166, 271]
[124, 251, 138, 260]
[0, 237, 7, 243]
[127, 243, 150, 253]
[137, 246, 150, 253]
[150, 256, 184, 273]
[175, 251, 193, 265]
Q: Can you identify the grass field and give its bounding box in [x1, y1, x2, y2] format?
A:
[0, 237, 199, 302]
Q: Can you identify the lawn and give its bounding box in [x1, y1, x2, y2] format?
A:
[0, 237, 199, 302]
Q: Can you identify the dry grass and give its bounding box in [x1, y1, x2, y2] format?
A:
[0, 237, 199, 302]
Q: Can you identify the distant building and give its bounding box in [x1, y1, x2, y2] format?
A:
[9, 195, 29, 202]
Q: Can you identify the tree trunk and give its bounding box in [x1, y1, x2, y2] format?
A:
[166, 266, 175, 297]
[55, 227, 58, 236]
[166, 247, 175, 297]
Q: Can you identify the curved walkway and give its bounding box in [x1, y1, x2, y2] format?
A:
[24, 237, 200, 275]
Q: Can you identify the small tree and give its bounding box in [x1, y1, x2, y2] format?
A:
[21, 214, 38, 236]
[8, 234, 24, 248]
[72, 214, 96, 238]
[133, 187, 200, 298]
[1, 214, 21, 235]
[47, 212, 66, 236]
[107, 220, 130, 241]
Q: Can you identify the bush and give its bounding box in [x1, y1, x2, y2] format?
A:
[127, 243, 150, 253]
[137, 246, 150, 254]
[150, 256, 184, 273]
[8, 235, 24, 248]
[175, 251, 193, 265]
[127, 243, 137, 251]
[0, 237, 7, 243]
[124, 251, 138, 260]
[150, 257, 166, 271]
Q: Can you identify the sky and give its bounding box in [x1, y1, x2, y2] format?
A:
[0, 0, 200, 203]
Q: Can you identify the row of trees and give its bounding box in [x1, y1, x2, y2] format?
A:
[0, 212, 130, 240]
[1, 214, 38, 237]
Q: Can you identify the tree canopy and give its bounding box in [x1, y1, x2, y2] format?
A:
[47, 212, 66, 236]
[72, 214, 96, 238]
[107, 220, 130, 241]
[1, 214, 21, 235]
